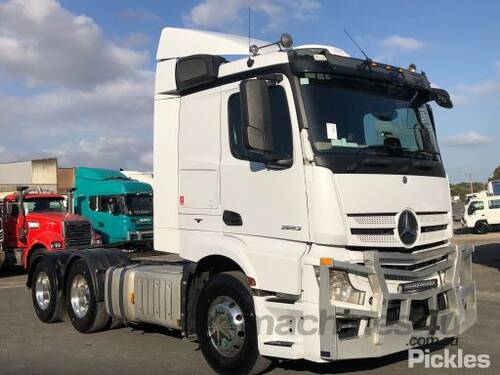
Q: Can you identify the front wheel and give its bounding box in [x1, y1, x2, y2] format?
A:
[196, 271, 273, 375]
[475, 221, 489, 234]
[65, 260, 110, 333]
[31, 260, 63, 323]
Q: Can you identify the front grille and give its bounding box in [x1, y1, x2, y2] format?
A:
[347, 211, 450, 248]
[65, 221, 92, 248]
[0, 229, 3, 244]
[382, 255, 447, 271]
[140, 232, 154, 240]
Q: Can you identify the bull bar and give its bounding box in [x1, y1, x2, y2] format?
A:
[318, 244, 477, 360]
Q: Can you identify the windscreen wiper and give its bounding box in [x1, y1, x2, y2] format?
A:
[347, 145, 400, 172]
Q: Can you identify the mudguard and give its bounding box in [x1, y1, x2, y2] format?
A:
[27, 248, 131, 302]
[26, 251, 72, 290]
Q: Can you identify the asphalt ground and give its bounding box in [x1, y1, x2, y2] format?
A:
[1, 229, 499, 374]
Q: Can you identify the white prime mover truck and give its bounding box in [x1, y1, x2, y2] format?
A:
[27, 27, 476, 374]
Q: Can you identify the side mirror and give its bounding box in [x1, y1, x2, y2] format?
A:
[239, 79, 274, 153]
[431, 88, 453, 109]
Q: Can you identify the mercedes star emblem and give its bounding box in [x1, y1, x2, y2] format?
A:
[398, 210, 418, 246]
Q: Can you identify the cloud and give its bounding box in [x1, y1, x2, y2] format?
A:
[0, 71, 154, 136]
[121, 33, 151, 48]
[0, 71, 155, 170]
[450, 93, 468, 106]
[0, 0, 155, 171]
[0, 0, 148, 88]
[441, 131, 493, 147]
[46, 137, 153, 170]
[119, 8, 161, 22]
[457, 79, 500, 96]
[184, 0, 320, 31]
[380, 35, 426, 52]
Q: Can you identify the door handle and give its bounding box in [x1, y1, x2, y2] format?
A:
[98, 222, 104, 227]
[223, 211, 242, 226]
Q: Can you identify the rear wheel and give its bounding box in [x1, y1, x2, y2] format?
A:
[196, 271, 273, 375]
[475, 221, 489, 234]
[65, 260, 110, 333]
[31, 260, 63, 323]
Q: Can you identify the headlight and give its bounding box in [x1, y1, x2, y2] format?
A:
[92, 233, 102, 246]
[27, 221, 40, 229]
[329, 270, 365, 305]
[50, 241, 63, 249]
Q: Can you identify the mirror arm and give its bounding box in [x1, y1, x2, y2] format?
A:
[266, 157, 293, 170]
[256, 73, 283, 83]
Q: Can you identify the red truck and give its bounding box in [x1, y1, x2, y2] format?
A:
[2, 186, 98, 269]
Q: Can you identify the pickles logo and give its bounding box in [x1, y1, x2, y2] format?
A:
[409, 349, 490, 369]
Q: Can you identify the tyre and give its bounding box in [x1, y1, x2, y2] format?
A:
[65, 259, 110, 333]
[196, 271, 273, 375]
[31, 260, 63, 323]
[475, 221, 489, 234]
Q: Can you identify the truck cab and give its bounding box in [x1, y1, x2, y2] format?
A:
[72, 167, 153, 248]
[463, 195, 500, 233]
[2, 188, 95, 268]
[26, 28, 476, 375]
[0, 204, 4, 269]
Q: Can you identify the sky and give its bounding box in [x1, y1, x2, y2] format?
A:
[0, 0, 498, 183]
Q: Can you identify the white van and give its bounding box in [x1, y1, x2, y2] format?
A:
[463, 196, 500, 233]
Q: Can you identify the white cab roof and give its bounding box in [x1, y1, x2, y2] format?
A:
[156, 27, 349, 60]
[157, 27, 273, 60]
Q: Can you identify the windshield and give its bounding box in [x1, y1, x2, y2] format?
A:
[125, 195, 153, 216]
[300, 73, 439, 155]
[24, 198, 65, 213]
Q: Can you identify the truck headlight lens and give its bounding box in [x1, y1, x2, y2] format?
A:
[27, 221, 40, 229]
[50, 241, 63, 249]
[92, 233, 102, 246]
[329, 270, 365, 305]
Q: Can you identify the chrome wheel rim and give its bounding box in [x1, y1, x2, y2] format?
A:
[207, 296, 245, 358]
[70, 275, 90, 318]
[35, 271, 51, 310]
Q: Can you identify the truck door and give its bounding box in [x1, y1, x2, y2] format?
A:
[3, 201, 20, 247]
[88, 195, 127, 244]
[220, 75, 309, 242]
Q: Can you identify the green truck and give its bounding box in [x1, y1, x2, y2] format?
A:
[70, 167, 153, 249]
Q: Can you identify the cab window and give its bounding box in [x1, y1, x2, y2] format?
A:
[489, 199, 500, 209]
[467, 201, 484, 215]
[7, 202, 19, 217]
[98, 196, 124, 215]
[89, 196, 98, 211]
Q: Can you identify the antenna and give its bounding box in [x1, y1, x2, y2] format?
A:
[344, 28, 370, 61]
[248, 7, 251, 50]
[247, 7, 254, 67]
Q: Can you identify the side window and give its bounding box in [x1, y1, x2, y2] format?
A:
[489, 199, 500, 209]
[228, 85, 293, 162]
[467, 201, 484, 215]
[89, 196, 98, 211]
[8, 202, 19, 217]
[98, 196, 122, 215]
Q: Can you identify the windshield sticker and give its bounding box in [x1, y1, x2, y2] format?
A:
[326, 122, 338, 140]
[299, 77, 309, 85]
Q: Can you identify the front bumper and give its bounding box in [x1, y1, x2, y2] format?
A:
[4, 248, 23, 266]
[318, 245, 477, 360]
[127, 230, 153, 242]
